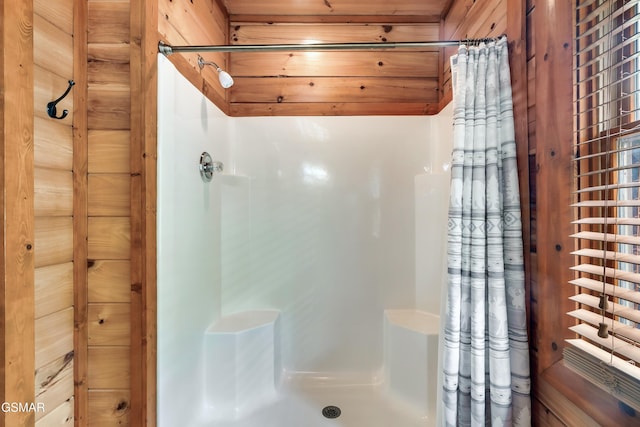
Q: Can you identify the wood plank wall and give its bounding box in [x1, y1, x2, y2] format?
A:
[85, 0, 133, 425]
[158, 1, 454, 116]
[227, 20, 441, 116]
[33, 0, 75, 424]
[1, 0, 36, 425]
[129, 0, 159, 423]
[525, 0, 576, 424]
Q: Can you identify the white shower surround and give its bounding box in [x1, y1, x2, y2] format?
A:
[157, 54, 452, 426]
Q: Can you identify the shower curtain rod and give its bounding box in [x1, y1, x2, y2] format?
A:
[158, 39, 486, 55]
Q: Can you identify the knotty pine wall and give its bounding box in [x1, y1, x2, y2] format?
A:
[525, 0, 582, 424]
[1, 0, 36, 424]
[160, 2, 448, 116]
[227, 21, 441, 116]
[85, 0, 133, 425]
[30, 0, 132, 425]
[34, 0, 75, 424]
[222, 0, 450, 116]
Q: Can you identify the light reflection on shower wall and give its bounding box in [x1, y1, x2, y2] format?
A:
[221, 114, 451, 379]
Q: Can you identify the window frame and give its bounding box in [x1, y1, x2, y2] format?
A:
[554, 0, 640, 422]
[526, 0, 640, 424]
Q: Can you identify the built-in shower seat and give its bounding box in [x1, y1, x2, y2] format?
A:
[384, 309, 440, 418]
[204, 310, 281, 419]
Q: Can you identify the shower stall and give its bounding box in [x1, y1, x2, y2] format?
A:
[157, 54, 452, 426]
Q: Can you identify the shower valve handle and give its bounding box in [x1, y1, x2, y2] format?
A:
[203, 160, 224, 174]
[199, 152, 223, 182]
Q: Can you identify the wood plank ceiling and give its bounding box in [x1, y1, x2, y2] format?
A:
[219, 0, 455, 116]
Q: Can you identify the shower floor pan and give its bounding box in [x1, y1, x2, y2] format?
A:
[195, 382, 431, 427]
[194, 310, 437, 426]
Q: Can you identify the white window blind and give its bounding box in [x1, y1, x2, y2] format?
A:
[569, 0, 640, 411]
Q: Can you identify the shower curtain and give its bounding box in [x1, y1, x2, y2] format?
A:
[442, 37, 531, 426]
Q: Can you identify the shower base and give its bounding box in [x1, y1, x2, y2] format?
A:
[195, 381, 432, 427]
[194, 309, 438, 426]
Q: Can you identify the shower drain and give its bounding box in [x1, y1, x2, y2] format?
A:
[322, 405, 341, 419]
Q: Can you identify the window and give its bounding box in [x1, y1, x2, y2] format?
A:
[569, 0, 640, 410]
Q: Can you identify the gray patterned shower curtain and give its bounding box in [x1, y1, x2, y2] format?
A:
[442, 37, 531, 426]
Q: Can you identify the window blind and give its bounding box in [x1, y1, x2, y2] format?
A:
[569, 0, 640, 411]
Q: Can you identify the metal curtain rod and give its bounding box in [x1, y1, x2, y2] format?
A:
[158, 39, 469, 55]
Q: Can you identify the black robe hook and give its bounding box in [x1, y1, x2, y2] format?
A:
[47, 80, 75, 119]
